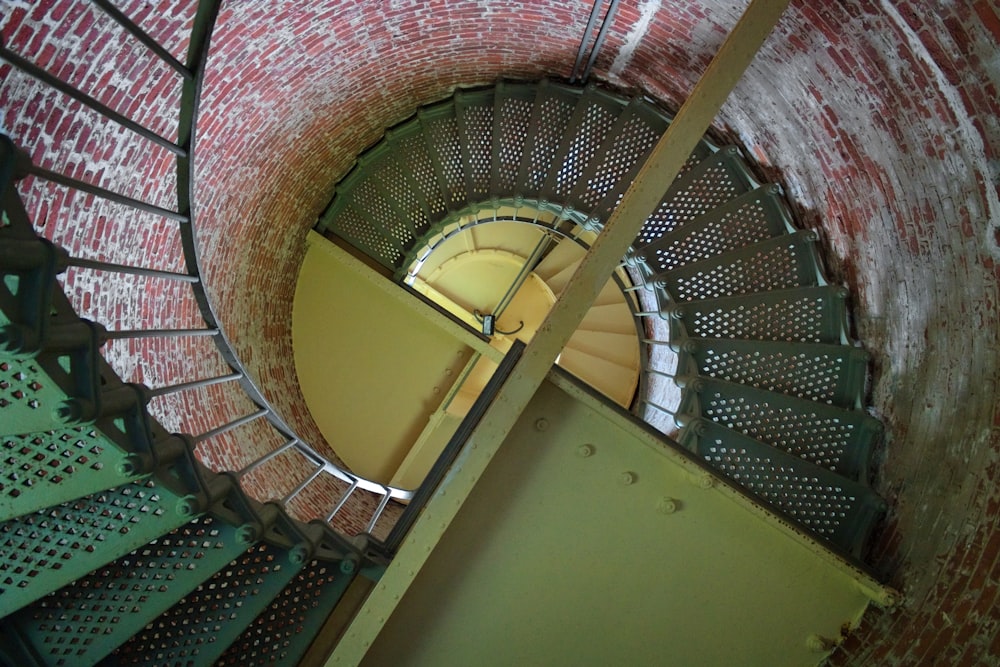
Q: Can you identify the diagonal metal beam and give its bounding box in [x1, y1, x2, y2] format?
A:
[327, 1, 790, 662]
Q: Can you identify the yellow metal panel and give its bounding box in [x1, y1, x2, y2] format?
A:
[361, 379, 881, 667]
[293, 235, 475, 483]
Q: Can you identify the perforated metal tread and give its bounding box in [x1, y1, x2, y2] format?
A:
[4, 513, 255, 667]
[679, 419, 886, 556]
[665, 286, 850, 345]
[654, 230, 824, 303]
[674, 337, 870, 409]
[108, 539, 308, 667]
[631, 185, 795, 271]
[678, 376, 880, 481]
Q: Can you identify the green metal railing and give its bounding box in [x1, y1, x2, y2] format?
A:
[0, 0, 409, 538]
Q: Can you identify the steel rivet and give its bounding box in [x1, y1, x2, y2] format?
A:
[577, 444, 595, 458]
[619, 471, 637, 485]
[657, 497, 679, 514]
[535, 418, 549, 431]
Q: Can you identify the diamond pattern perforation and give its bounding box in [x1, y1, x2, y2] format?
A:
[425, 116, 466, 207]
[351, 180, 412, 248]
[638, 162, 744, 244]
[699, 345, 845, 404]
[215, 560, 346, 666]
[0, 358, 71, 436]
[0, 479, 173, 604]
[1, 427, 129, 515]
[688, 294, 829, 342]
[670, 242, 803, 301]
[375, 158, 430, 239]
[579, 113, 659, 208]
[647, 198, 774, 272]
[20, 515, 235, 666]
[551, 101, 617, 198]
[397, 134, 447, 219]
[460, 105, 493, 198]
[704, 441, 855, 536]
[522, 94, 575, 192]
[495, 97, 533, 192]
[701, 391, 852, 471]
[111, 541, 292, 667]
[333, 207, 401, 270]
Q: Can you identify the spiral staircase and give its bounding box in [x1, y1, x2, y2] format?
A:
[0, 1, 896, 665]
[318, 79, 886, 556]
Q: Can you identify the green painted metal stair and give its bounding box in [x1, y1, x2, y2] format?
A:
[318, 80, 886, 558]
[0, 140, 363, 666]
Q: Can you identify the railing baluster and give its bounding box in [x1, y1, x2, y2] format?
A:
[104, 328, 219, 340]
[68, 256, 199, 282]
[27, 163, 189, 222]
[326, 480, 360, 522]
[88, 0, 193, 80]
[641, 399, 678, 416]
[237, 438, 299, 477]
[147, 372, 243, 398]
[0, 45, 186, 156]
[194, 408, 269, 444]
[366, 489, 393, 534]
[282, 464, 325, 504]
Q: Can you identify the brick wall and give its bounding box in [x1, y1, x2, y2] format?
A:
[3, 0, 999, 661]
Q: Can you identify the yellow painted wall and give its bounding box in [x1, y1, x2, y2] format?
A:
[293, 235, 474, 484]
[359, 375, 884, 666]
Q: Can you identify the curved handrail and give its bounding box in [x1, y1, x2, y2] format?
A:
[0, 0, 410, 541]
[173, 0, 413, 507]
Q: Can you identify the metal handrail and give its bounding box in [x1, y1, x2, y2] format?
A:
[0, 0, 411, 540]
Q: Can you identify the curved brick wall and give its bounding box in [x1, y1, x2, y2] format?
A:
[3, 0, 999, 661]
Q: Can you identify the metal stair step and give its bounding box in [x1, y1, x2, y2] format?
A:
[455, 88, 496, 204]
[673, 337, 869, 409]
[539, 85, 627, 202]
[514, 80, 582, 200]
[677, 375, 880, 481]
[418, 101, 468, 214]
[636, 146, 760, 246]
[108, 536, 312, 666]
[491, 81, 539, 195]
[0, 459, 209, 613]
[654, 229, 824, 302]
[2, 510, 257, 666]
[663, 285, 850, 344]
[679, 418, 885, 556]
[631, 184, 795, 272]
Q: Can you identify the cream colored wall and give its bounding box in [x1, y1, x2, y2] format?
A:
[359, 376, 889, 666]
[293, 235, 474, 484]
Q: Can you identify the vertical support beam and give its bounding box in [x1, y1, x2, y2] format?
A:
[326, 1, 789, 663]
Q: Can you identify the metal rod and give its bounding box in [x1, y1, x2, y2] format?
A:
[282, 464, 325, 504]
[28, 163, 189, 221]
[570, 0, 605, 82]
[104, 327, 219, 340]
[147, 371, 242, 398]
[89, 0, 193, 79]
[0, 46, 186, 156]
[194, 408, 268, 443]
[581, 0, 621, 83]
[238, 438, 298, 477]
[326, 480, 360, 522]
[366, 490, 393, 534]
[68, 256, 199, 282]
[642, 399, 678, 416]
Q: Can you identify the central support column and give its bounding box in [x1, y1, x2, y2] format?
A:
[327, 1, 791, 662]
